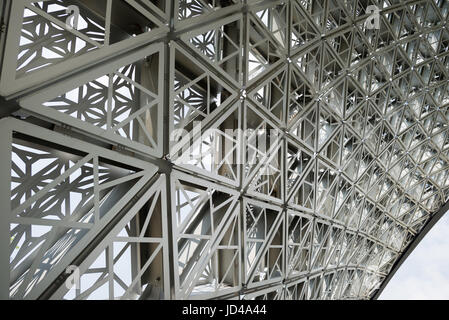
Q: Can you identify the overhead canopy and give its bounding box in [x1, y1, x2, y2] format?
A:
[0, 0, 449, 300]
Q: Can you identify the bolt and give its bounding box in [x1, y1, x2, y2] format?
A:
[240, 89, 247, 100]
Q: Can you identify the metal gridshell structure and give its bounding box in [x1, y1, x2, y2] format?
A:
[0, 0, 449, 300]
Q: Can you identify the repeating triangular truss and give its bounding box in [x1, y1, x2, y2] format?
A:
[1, 0, 449, 300]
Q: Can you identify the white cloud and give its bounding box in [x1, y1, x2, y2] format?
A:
[379, 213, 449, 300]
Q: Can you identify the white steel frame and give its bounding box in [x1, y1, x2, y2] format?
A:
[1, 0, 449, 300]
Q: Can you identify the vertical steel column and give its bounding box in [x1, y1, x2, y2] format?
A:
[0, 122, 11, 299]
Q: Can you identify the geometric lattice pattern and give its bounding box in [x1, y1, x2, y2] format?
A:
[1, 0, 449, 300]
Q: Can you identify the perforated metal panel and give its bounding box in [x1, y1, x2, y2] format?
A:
[1, 0, 449, 300]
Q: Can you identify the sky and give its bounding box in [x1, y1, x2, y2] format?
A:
[379, 212, 449, 300]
